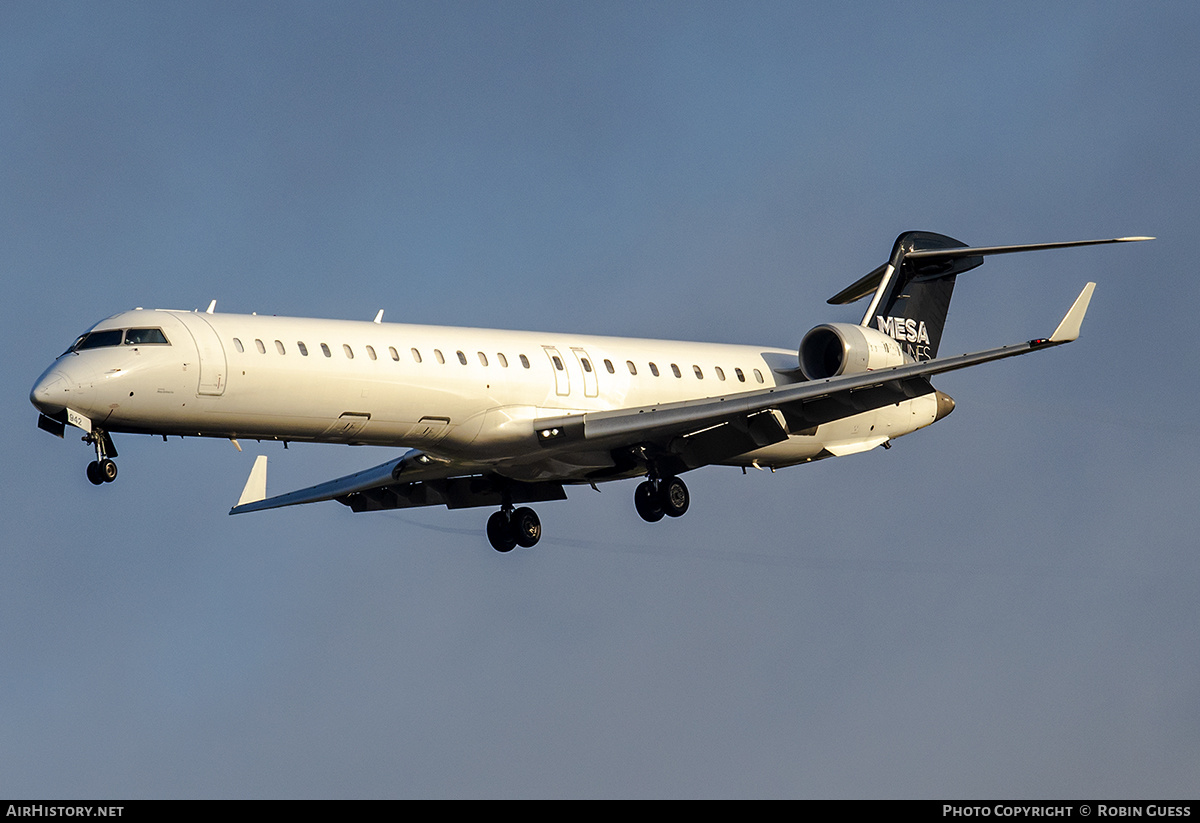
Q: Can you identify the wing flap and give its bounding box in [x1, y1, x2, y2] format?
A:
[343, 476, 567, 512]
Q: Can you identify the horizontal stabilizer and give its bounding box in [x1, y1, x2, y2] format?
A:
[827, 263, 889, 306]
[829, 235, 1152, 305]
[905, 236, 1154, 261]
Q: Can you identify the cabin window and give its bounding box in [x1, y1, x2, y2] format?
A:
[321, 343, 331, 358]
[343, 344, 354, 359]
[670, 363, 681, 378]
[410, 348, 421, 363]
[626, 360, 637, 375]
[434, 349, 445, 364]
[693, 365, 703, 379]
[274, 340, 285, 355]
[715, 366, 725, 381]
[754, 369, 764, 383]
[477, 352, 488, 366]
[233, 338, 244, 353]
[255, 339, 266, 354]
[604, 359, 615, 373]
[124, 328, 168, 345]
[497, 353, 508, 368]
[649, 362, 659, 377]
[552, 356, 564, 371]
[456, 350, 467, 365]
[735, 367, 745, 382]
[519, 354, 530, 369]
[366, 345, 377, 360]
[297, 341, 308, 356]
[389, 347, 399, 361]
[581, 358, 592, 373]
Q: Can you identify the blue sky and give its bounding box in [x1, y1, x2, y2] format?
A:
[4, 1, 1198, 798]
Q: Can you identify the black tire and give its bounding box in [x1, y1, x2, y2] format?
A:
[486, 511, 517, 552]
[511, 507, 541, 548]
[659, 476, 689, 518]
[86, 461, 104, 486]
[99, 459, 118, 483]
[634, 481, 665, 522]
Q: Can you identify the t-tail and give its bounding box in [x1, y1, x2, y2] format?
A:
[827, 231, 1154, 361]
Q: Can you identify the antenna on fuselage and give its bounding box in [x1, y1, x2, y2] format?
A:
[206, 300, 217, 314]
[373, 309, 384, 324]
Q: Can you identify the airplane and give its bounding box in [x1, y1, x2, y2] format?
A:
[30, 231, 1150, 552]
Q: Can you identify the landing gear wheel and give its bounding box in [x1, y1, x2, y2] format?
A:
[487, 511, 517, 553]
[634, 481, 665, 522]
[511, 507, 542, 548]
[660, 476, 689, 518]
[84, 429, 118, 485]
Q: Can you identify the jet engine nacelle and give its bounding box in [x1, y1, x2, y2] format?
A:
[798, 322, 910, 380]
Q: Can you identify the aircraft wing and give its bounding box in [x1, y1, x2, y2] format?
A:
[229, 448, 474, 514]
[532, 283, 1096, 462]
[231, 283, 1094, 515]
[230, 445, 571, 515]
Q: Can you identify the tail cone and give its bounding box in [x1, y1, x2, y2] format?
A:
[934, 390, 956, 421]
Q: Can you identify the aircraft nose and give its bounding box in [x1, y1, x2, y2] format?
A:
[30, 367, 75, 415]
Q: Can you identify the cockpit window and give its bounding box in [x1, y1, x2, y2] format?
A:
[124, 328, 169, 345]
[73, 329, 125, 351]
[69, 327, 170, 353]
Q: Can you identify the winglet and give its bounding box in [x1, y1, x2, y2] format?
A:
[1049, 282, 1096, 343]
[234, 455, 268, 510]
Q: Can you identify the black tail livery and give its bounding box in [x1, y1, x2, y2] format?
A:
[827, 231, 1152, 361]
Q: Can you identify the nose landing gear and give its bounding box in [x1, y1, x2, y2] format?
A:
[83, 430, 118, 485]
[86, 459, 118, 485]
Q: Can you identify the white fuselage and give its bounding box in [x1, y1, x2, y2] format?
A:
[31, 308, 943, 482]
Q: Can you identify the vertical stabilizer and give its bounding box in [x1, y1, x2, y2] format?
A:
[865, 231, 982, 361]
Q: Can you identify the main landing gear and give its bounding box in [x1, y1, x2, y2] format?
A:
[633, 475, 690, 522]
[487, 505, 542, 552]
[83, 429, 118, 485]
[484, 474, 689, 552]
